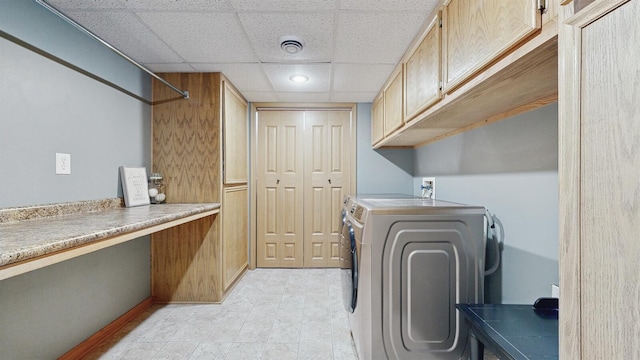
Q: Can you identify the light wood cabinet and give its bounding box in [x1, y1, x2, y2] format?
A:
[372, 0, 557, 148]
[404, 12, 442, 122]
[222, 185, 248, 291]
[383, 69, 404, 136]
[443, 0, 541, 93]
[151, 72, 248, 303]
[223, 81, 248, 184]
[558, 1, 638, 358]
[371, 93, 384, 145]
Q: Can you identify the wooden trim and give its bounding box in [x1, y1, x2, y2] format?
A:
[58, 297, 155, 360]
[249, 103, 258, 270]
[413, 93, 557, 148]
[564, 0, 629, 27]
[0, 209, 219, 281]
[558, 4, 582, 359]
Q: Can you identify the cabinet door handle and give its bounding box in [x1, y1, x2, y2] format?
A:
[277, 179, 280, 184]
[328, 179, 332, 184]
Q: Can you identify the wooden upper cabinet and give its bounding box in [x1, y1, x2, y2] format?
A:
[443, 0, 541, 92]
[371, 93, 384, 145]
[223, 81, 248, 184]
[383, 69, 404, 136]
[405, 12, 442, 122]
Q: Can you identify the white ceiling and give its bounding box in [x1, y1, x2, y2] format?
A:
[46, 0, 439, 103]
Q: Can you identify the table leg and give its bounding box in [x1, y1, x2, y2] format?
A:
[470, 333, 484, 360]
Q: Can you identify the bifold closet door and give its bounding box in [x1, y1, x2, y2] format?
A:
[256, 111, 304, 267]
[303, 111, 351, 267]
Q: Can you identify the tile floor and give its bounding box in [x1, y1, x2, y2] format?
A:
[82, 268, 358, 360]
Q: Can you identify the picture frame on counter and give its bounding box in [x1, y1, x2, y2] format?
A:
[119, 166, 150, 207]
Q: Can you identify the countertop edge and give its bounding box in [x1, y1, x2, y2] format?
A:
[0, 202, 220, 278]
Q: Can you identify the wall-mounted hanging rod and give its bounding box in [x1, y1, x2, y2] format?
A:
[35, 0, 189, 99]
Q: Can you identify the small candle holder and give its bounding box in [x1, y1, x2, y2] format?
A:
[148, 172, 166, 204]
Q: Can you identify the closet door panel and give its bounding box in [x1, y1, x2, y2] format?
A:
[257, 111, 304, 267]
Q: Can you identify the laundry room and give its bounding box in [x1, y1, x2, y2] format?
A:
[1, 0, 637, 359]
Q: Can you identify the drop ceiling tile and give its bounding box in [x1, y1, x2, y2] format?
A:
[146, 63, 197, 72]
[46, 0, 123, 10]
[190, 63, 272, 92]
[335, 12, 426, 64]
[117, 0, 232, 10]
[339, 0, 439, 11]
[241, 91, 280, 102]
[330, 91, 378, 103]
[63, 11, 183, 64]
[228, 0, 336, 11]
[136, 12, 258, 63]
[276, 92, 331, 103]
[332, 63, 395, 92]
[238, 12, 333, 62]
[263, 63, 330, 92]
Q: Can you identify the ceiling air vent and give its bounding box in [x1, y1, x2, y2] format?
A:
[280, 36, 304, 54]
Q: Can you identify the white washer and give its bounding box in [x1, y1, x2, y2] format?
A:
[340, 195, 486, 360]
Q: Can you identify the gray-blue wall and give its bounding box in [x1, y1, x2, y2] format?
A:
[356, 103, 414, 194]
[0, 1, 152, 357]
[413, 103, 559, 304]
[356, 102, 559, 304]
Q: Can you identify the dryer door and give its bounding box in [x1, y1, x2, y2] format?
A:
[340, 220, 358, 313]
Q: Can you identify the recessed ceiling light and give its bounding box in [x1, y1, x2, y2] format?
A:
[290, 74, 309, 83]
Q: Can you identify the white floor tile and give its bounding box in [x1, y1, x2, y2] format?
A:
[80, 269, 358, 360]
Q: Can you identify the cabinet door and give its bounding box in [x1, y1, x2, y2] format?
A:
[443, 0, 540, 92]
[371, 94, 385, 145]
[222, 185, 248, 290]
[405, 13, 442, 122]
[384, 70, 404, 136]
[559, 1, 639, 359]
[223, 81, 248, 184]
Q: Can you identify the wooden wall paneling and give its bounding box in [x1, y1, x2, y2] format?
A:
[151, 215, 220, 302]
[222, 185, 248, 290]
[223, 80, 248, 184]
[443, 0, 541, 93]
[152, 73, 221, 203]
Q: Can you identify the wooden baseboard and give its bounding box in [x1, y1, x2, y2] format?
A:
[59, 297, 155, 360]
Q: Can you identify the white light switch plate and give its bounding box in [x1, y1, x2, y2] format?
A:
[56, 153, 71, 175]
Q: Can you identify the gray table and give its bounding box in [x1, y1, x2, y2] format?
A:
[456, 304, 558, 360]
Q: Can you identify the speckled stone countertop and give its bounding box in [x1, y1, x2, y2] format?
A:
[0, 199, 220, 268]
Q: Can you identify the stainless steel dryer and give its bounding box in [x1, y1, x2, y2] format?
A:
[340, 195, 486, 360]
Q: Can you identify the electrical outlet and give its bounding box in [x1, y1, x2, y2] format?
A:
[551, 284, 559, 298]
[56, 153, 71, 175]
[421, 177, 435, 199]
